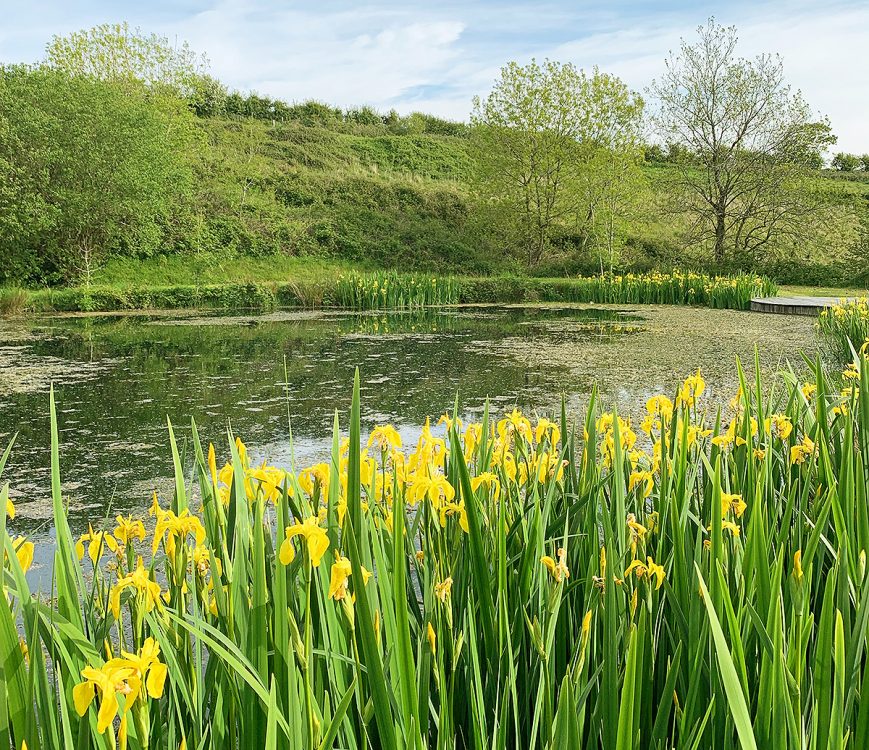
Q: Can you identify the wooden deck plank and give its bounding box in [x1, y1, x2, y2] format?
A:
[750, 296, 861, 316]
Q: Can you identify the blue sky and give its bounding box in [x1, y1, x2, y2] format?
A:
[1, 0, 867, 151]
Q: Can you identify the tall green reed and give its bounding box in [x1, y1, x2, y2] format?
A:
[817, 297, 869, 362]
[2, 351, 868, 748]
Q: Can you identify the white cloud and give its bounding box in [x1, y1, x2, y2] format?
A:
[170, 1, 467, 108]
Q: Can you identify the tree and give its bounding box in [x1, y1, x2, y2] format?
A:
[650, 19, 835, 265]
[471, 59, 644, 267]
[45, 22, 206, 96]
[0, 65, 196, 284]
[189, 73, 228, 118]
[575, 72, 645, 273]
[831, 152, 861, 171]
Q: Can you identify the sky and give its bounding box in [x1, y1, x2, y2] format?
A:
[1, 0, 867, 152]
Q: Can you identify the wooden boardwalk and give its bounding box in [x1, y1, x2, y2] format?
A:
[750, 296, 858, 316]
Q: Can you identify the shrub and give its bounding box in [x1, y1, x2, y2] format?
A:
[0, 287, 28, 315]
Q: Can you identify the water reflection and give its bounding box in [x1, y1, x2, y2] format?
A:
[0, 306, 638, 525]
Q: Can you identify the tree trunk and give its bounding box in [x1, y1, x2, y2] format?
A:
[713, 209, 726, 264]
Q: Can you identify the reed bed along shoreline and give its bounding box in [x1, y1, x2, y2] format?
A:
[3, 271, 777, 315]
[2, 349, 869, 748]
[818, 297, 869, 363]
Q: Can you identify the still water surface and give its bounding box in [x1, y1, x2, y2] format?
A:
[1, 303, 816, 574]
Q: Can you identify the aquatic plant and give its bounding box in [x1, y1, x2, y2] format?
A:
[334, 271, 461, 309]
[817, 297, 869, 362]
[0, 288, 28, 316]
[2, 352, 868, 748]
[531, 270, 777, 308]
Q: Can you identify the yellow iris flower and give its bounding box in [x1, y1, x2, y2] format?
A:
[645, 395, 674, 421]
[247, 463, 289, 504]
[764, 414, 793, 440]
[279, 516, 330, 567]
[152, 509, 206, 558]
[676, 369, 705, 408]
[793, 550, 804, 580]
[299, 463, 330, 497]
[624, 556, 666, 590]
[471, 472, 500, 500]
[113, 516, 146, 546]
[541, 547, 569, 583]
[73, 638, 167, 740]
[626, 514, 648, 553]
[790, 435, 815, 465]
[534, 418, 561, 445]
[327, 552, 372, 600]
[76, 525, 119, 565]
[406, 474, 455, 507]
[11, 536, 34, 573]
[434, 576, 453, 603]
[73, 661, 138, 735]
[629, 470, 654, 498]
[438, 501, 469, 533]
[720, 492, 747, 518]
[368, 424, 403, 452]
[119, 637, 168, 705]
[110, 557, 164, 620]
[437, 413, 463, 432]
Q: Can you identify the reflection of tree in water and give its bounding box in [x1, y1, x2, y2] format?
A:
[2, 306, 637, 535]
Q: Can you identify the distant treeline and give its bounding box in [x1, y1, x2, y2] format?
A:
[201, 87, 471, 138]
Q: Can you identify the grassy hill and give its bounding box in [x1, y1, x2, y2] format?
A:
[186, 118, 490, 274]
[5, 103, 868, 291]
[168, 115, 868, 288]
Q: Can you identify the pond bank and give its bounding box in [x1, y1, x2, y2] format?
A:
[2, 270, 776, 315]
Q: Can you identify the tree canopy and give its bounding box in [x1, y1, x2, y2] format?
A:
[470, 59, 644, 267]
[650, 19, 835, 265]
[0, 65, 197, 284]
[45, 22, 206, 96]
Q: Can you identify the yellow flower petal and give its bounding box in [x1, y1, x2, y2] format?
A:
[146, 661, 168, 699]
[72, 681, 95, 717]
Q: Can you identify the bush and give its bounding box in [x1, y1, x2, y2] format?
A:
[0, 287, 28, 315]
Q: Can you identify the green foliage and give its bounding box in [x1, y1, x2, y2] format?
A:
[0, 287, 27, 315]
[831, 153, 863, 172]
[10, 271, 775, 314]
[650, 19, 836, 264]
[0, 23, 867, 291]
[6, 353, 869, 746]
[335, 271, 460, 308]
[817, 298, 869, 362]
[45, 21, 206, 97]
[0, 65, 198, 284]
[470, 59, 645, 266]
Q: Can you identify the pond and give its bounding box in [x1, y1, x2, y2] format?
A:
[1, 303, 816, 578]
